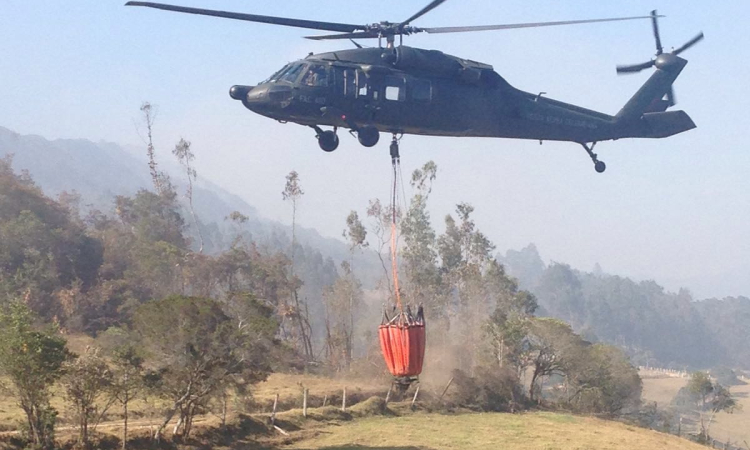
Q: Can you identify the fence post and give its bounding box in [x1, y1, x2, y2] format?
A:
[342, 387, 347, 412]
[439, 377, 454, 402]
[303, 388, 308, 418]
[271, 393, 279, 426]
[411, 385, 421, 408]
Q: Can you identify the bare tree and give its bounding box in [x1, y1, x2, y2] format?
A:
[282, 170, 304, 265]
[138, 102, 172, 196]
[173, 138, 204, 253]
[339, 211, 368, 368]
[281, 171, 313, 360]
[140, 102, 161, 192]
[366, 199, 394, 295]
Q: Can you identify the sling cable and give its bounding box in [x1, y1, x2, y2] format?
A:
[378, 135, 426, 392]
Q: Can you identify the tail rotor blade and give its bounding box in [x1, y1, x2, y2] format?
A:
[651, 10, 663, 55]
[617, 60, 655, 74]
[666, 87, 676, 107]
[673, 32, 705, 55]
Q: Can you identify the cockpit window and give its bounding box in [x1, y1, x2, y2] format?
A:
[279, 63, 305, 83]
[263, 64, 290, 84]
[302, 64, 329, 87]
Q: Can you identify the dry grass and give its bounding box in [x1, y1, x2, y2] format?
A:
[641, 374, 750, 446]
[640, 375, 687, 407]
[253, 373, 389, 413]
[285, 411, 708, 450]
[711, 382, 750, 446]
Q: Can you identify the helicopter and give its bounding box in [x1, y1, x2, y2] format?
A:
[126, 1, 704, 173]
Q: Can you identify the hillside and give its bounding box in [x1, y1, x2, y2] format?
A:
[2, 125, 748, 371]
[286, 411, 707, 450]
[0, 125, 380, 286]
[500, 244, 750, 370]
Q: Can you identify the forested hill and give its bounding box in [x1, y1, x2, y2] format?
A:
[2, 125, 746, 371]
[499, 244, 750, 370]
[0, 125, 379, 286]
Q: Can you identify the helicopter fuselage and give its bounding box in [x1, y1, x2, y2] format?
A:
[229, 46, 692, 145]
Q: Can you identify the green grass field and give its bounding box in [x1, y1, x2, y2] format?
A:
[285, 411, 707, 450]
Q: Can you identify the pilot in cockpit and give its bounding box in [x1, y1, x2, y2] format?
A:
[303, 65, 328, 87]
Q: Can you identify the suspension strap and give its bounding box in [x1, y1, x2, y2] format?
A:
[390, 151, 403, 315]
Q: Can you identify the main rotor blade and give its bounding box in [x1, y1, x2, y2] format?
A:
[402, 0, 449, 26]
[616, 60, 655, 74]
[421, 14, 659, 34]
[651, 10, 663, 55]
[125, 1, 366, 33]
[305, 31, 381, 40]
[672, 32, 705, 55]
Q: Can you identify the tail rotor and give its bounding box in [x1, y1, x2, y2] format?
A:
[617, 10, 704, 108]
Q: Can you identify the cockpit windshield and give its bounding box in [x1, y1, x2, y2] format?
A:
[261, 64, 289, 84]
[262, 63, 324, 85]
[278, 63, 305, 83]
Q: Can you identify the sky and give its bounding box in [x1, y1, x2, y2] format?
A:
[1, 0, 748, 299]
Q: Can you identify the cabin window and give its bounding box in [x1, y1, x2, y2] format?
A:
[333, 67, 356, 97]
[301, 64, 329, 87]
[356, 70, 368, 98]
[411, 79, 432, 101]
[279, 63, 305, 83]
[385, 76, 406, 101]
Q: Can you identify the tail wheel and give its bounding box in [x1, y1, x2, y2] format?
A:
[318, 130, 339, 152]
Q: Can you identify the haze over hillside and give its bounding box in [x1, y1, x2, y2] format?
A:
[0, 125, 380, 286]
[499, 244, 750, 369]
[2, 125, 748, 370]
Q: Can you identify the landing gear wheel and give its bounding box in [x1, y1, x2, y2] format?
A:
[318, 130, 339, 152]
[581, 142, 606, 174]
[357, 126, 380, 147]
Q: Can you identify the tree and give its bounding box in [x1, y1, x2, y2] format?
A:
[62, 347, 114, 448]
[329, 211, 368, 369]
[686, 372, 714, 410]
[401, 162, 441, 311]
[343, 211, 368, 258]
[139, 102, 171, 195]
[323, 262, 363, 370]
[172, 138, 204, 253]
[0, 156, 103, 323]
[437, 202, 497, 371]
[0, 301, 69, 449]
[97, 327, 146, 450]
[133, 295, 276, 441]
[281, 170, 313, 360]
[677, 372, 740, 442]
[366, 198, 394, 294]
[522, 318, 583, 402]
[565, 344, 642, 415]
[281, 170, 304, 265]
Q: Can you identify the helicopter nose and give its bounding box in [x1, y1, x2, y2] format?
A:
[229, 85, 253, 101]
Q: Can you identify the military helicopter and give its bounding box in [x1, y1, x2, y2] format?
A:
[126, 1, 703, 173]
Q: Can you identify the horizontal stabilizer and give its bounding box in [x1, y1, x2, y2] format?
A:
[641, 111, 696, 138]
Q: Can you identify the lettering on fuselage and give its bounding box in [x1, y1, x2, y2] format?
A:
[298, 95, 327, 105]
[523, 112, 598, 129]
